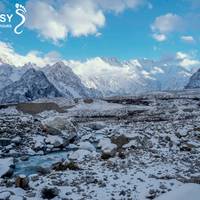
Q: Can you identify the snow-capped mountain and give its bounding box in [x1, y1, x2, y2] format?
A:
[0, 57, 195, 102]
[42, 62, 100, 98]
[68, 57, 192, 96]
[185, 68, 200, 89]
[0, 68, 62, 104]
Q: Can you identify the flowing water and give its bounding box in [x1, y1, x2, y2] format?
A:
[14, 151, 69, 176]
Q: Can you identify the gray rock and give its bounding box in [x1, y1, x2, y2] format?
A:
[41, 187, 59, 199]
[0, 138, 11, 147]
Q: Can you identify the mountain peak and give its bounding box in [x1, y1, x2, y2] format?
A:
[100, 57, 123, 67]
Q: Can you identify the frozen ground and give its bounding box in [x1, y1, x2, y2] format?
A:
[0, 90, 200, 199]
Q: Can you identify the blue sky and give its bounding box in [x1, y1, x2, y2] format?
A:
[0, 0, 200, 61]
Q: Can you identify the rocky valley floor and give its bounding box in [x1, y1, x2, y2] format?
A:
[0, 90, 200, 200]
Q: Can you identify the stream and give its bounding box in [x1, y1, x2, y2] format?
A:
[14, 151, 70, 176]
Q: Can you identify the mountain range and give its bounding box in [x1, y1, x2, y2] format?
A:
[65, 57, 193, 95]
[0, 57, 199, 103]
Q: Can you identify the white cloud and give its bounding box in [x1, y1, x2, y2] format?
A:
[1, 40, 199, 75]
[96, 0, 145, 13]
[25, 0, 145, 43]
[151, 13, 184, 41]
[176, 52, 188, 60]
[0, 41, 60, 67]
[181, 35, 196, 44]
[151, 13, 184, 34]
[176, 51, 200, 69]
[95, 32, 102, 37]
[152, 33, 166, 42]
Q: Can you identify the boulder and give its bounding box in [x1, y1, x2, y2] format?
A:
[11, 136, 21, 145]
[42, 117, 76, 134]
[0, 191, 11, 200]
[41, 187, 59, 199]
[15, 175, 29, 189]
[0, 158, 14, 178]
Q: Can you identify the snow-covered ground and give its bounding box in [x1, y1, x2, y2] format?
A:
[0, 90, 200, 199]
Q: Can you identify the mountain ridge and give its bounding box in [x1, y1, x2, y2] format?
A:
[0, 57, 198, 103]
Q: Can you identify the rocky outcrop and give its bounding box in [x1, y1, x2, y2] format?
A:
[0, 68, 62, 104]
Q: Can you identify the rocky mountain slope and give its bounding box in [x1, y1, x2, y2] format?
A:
[0, 63, 31, 90]
[0, 62, 101, 103]
[42, 62, 100, 98]
[185, 68, 200, 89]
[0, 68, 62, 104]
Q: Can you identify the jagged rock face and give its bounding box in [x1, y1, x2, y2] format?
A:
[0, 68, 62, 104]
[0, 64, 33, 90]
[185, 69, 200, 89]
[43, 62, 100, 98]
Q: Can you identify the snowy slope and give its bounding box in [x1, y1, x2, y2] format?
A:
[67, 57, 192, 96]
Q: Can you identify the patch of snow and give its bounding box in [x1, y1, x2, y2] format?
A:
[0, 157, 14, 178]
[98, 138, 117, 154]
[78, 141, 96, 152]
[69, 149, 91, 161]
[155, 184, 200, 200]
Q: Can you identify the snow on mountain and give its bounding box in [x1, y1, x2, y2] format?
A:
[0, 68, 62, 104]
[185, 68, 200, 89]
[67, 57, 192, 96]
[42, 62, 101, 98]
[0, 57, 195, 99]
